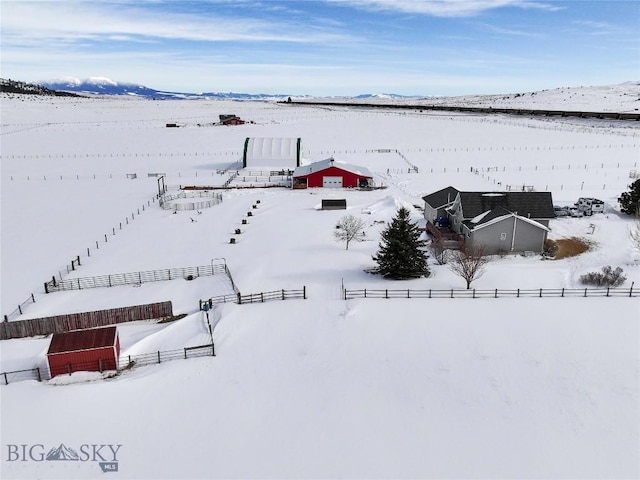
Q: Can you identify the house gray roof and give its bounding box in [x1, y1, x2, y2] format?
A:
[293, 158, 372, 178]
[463, 208, 550, 231]
[421, 186, 459, 209]
[457, 191, 554, 220]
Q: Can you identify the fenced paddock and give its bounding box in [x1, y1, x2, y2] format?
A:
[343, 286, 637, 300]
[159, 190, 223, 211]
[0, 301, 173, 340]
[45, 263, 229, 293]
[0, 343, 214, 385]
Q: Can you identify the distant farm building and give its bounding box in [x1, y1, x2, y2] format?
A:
[292, 158, 373, 189]
[243, 137, 302, 169]
[47, 326, 120, 378]
[219, 114, 245, 126]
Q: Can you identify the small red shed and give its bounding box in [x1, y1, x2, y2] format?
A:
[292, 158, 373, 189]
[47, 326, 120, 378]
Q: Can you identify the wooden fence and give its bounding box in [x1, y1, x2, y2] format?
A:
[45, 263, 228, 293]
[344, 286, 637, 300]
[200, 287, 307, 309]
[0, 301, 173, 340]
[1, 343, 213, 385]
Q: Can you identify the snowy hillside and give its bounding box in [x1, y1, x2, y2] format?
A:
[1, 89, 639, 479]
[337, 82, 640, 113]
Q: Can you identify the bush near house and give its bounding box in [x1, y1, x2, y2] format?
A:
[580, 266, 626, 287]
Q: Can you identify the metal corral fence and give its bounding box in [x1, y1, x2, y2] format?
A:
[1, 343, 213, 385]
[159, 190, 223, 211]
[0, 301, 173, 340]
[344, 286, 637, 300]
[45, 263, 228, 293]
[199, 287, 307, 309]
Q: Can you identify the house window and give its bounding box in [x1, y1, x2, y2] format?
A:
[500, 232, 507, 240]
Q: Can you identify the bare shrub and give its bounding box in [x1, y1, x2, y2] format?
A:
[430, 239, 449, 265]
[449, 243, 490, 289]
[580, 266, 626, 287]
[334, 215, 366, 250]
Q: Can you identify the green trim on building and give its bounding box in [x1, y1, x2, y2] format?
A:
[242, 137, 250, 168]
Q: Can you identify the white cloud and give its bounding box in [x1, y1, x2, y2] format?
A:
[0, 1, 353, 47]
[327, 0, 563, 17]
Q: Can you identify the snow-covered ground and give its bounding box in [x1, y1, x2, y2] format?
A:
[333, 81, 640, 113]
[1, 84, 639, 479]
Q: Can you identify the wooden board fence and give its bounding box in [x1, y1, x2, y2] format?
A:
[0, 301, 173, 340]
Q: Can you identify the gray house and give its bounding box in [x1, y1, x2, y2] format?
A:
[423, 187, 555, 254]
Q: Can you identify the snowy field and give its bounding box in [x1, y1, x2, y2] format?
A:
[1, 85, 639, 479]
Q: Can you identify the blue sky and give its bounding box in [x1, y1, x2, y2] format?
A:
[1, 0, 638, 96]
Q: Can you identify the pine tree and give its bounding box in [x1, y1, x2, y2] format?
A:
[372, 207, 430, 279]
[619, 179, 640, 216]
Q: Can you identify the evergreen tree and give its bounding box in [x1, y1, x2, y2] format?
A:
[372, 207, 430, 279]
[619, 179, 640, 216]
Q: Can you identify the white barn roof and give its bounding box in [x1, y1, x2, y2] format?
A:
[293, 158, 372, 178]
[243, 137, 302, 168]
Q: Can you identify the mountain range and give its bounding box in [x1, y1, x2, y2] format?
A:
[36, 77, 418, 101]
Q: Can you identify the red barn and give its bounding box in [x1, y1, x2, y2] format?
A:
[47, 326, 120, 378]
[292, 158, 373, 189]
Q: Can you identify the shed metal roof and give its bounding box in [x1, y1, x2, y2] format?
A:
[47, 326, 118, 355]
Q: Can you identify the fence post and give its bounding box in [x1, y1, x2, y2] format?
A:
[517, 289, 520, 298]
[212, 343, 215, 357]
[3, 372, 7, 385]
[385, 289, 388, 299]
[494, 289, 498, 298]
[260, 292, 264, 302]
[184, 348, 187, 359]
[584, 288, 587, 297]
[44, 282, 49, 294]
[561, 288, 565, 297]
[364, 289, 367, 298]
[282, 289, 285, 300]
[36, 368, 41, 382]
[429, 289, 431, 299]
[473, 289, 476, 299]
[450, 289, 453, 298]
[539, 288, 542, 298]
[630, 282, 635, 297]
[18, 305, 22, 315]
[606, 287, 610, 297]
[157, 351, 161, 364]
[407, 289, 410, 299]
[237, 292, 242, 304]
[303, 286, 306, 299]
